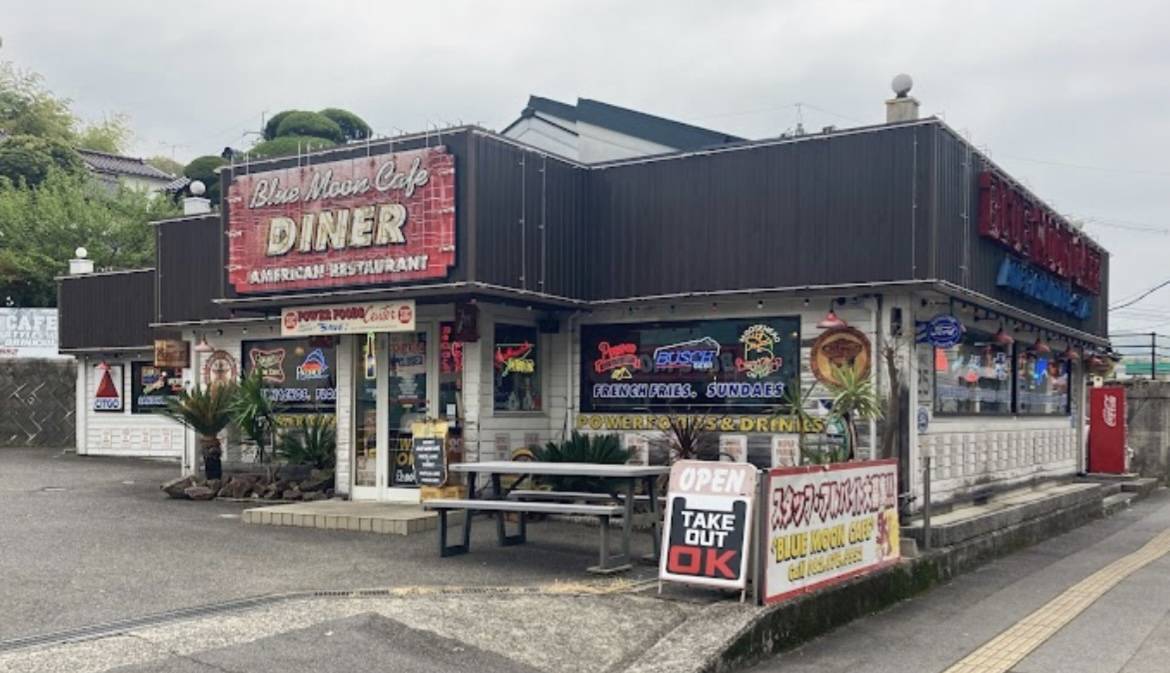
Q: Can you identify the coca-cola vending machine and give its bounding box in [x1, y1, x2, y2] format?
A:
[1088, 387, 1127, 474]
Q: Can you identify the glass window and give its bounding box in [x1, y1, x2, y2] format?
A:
[933, 331, 1012, 415]
[439, 322, 463, 423]
[1015, 349, 1071, 415]
[240, 337, 337, 412]
[130, 362, 183, 413]
[354, 334, 377, 489]
[494, 324, 541, 412]
[580, 317, 800, 413]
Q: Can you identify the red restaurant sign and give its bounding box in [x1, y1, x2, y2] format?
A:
[226, 146, 455, 294]
[977, 171, 1101, 295]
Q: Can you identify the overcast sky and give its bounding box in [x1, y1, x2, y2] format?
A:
[2, 1, 1167, 334]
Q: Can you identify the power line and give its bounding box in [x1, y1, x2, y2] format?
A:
[1111, 278, 1170, 311]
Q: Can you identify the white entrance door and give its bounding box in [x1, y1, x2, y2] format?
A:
[350, 326, 437, 503]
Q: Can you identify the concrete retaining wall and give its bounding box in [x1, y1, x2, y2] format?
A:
[1123, 381, 1170, 483]
[0, 358, 76, 448]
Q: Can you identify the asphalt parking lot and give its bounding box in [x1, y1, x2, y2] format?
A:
[0, 448, 655, 642]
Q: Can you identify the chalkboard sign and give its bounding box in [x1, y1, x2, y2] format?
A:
[412, 436, 447, 487]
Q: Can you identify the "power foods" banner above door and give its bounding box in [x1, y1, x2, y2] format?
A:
[226, 146, 455, 294]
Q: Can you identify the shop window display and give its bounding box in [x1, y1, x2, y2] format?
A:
[933, 330, 1012, 415]
[1015, 349, 1071, 415]
[494, 324, 541, 412]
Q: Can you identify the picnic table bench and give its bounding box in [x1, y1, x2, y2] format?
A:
[422, 461, 669, 573]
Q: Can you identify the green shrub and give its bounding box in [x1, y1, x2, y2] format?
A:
[319, 108, 372, 142]
[263, 110, 299, 141]
[0, 134, 83, 187]
[533, 432, 630, 492]
[182, 154, 227, 203]
[274, 111, 344, 143]
[246, 135, 337, 160]
[277, 414, 336, 469]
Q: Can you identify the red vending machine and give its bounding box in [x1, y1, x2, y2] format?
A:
[1088, 386, 1127, 474]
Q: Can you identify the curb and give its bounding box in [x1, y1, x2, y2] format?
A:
[703, 490, 1125, 673]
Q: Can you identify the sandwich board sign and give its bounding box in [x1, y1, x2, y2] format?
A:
[659, 460, 757, 596]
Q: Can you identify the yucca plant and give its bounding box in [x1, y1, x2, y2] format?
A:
[277, 414, 337, 470]
[228, 370, 281, 467]
[663, 414, 716, 462]
[534, 432, 629, 492]
[825, 364, 884, 461]
[163, 382, 238, 479]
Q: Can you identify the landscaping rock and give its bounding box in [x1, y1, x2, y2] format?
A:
[205, 479, 222, 494]
[324, 488, 335, 498]
[184, 485, 215, 500]
[161, 476, 195, 499]
[276, 464, 312, 482]
[299, 474, 333, 492]
[282, 489, 303, 501]
[228, 477, 255, 499]
[302, 491, 326, 502]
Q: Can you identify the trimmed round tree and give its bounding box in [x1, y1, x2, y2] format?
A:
[262, 110, 298, 141]
[273, 111, 344, 144]
[246, 135, 337, 160]
[183, 155, 228, 204]
[319, 108, 372, 142]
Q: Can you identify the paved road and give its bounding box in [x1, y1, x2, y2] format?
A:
[748, 487, 1170, 673]
[0, 448, 655, 643]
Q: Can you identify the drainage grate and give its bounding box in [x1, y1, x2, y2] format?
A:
[0, 594, 296, 654]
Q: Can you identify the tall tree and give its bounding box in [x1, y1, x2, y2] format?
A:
[76, 113, 133, 154]
[0, 171, 179, 306]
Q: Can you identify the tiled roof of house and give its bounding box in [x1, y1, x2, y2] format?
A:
[76, 148, 175, 181]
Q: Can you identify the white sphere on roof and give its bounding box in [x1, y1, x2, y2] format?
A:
[190, 180, 206, 196]
[891, 73, 913, 97]
[75, 246, 87, 259]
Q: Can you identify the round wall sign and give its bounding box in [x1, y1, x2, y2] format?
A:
[201, 350, 239, 388]
[810, 326, 872, 386]
[919, 314, 964, 348]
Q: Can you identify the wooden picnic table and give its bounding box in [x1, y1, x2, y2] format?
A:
[427, 461, 670, 573]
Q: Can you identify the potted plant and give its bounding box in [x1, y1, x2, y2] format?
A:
[163, 382, 238, 480]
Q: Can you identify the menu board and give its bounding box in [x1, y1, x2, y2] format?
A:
[581, 317, 800, 413]
[411, 420, 449, 487]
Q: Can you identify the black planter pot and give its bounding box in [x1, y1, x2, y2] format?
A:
[204, 454, 223, 480]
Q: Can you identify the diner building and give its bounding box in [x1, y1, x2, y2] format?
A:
[58, 90, 1110, 511]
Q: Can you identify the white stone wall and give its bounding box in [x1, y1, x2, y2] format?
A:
[907, 301, 1087, 508]
[76, 354, 185, 459]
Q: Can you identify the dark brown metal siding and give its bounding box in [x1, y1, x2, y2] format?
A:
[156, 215, 230, 323]
[585, 126, 922, 299]
[472, 135, 588, 298]
[929, 126, 1108, 337]
[58, 270, 157, 350]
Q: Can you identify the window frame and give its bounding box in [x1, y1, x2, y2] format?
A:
[931, 329, 1015, 418]
[492, 322, 543, 414]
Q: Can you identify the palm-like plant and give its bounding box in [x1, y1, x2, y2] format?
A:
[663, 413, 716, 462]
[228, 370, 281, 466]
[163, 382, 238, 479]
[825, 364, 884, 460]
[534, 432, 630, 492]
[277, 414, 337, 470]
[776, 380, 820, 462]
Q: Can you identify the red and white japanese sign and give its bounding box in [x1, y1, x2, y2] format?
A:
[659, 460, 757, 590]
[281, 300, 416, 337]
[764, 459, 899, 605]
[226, 146, 455, 295]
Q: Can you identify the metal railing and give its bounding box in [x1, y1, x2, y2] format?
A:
[1109, 332, 1170, 380]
